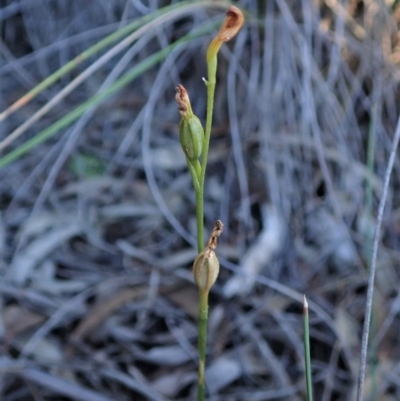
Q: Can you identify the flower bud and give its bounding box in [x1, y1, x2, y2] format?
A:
[175, 84, 204, 162]
[193, 249, 220, 294]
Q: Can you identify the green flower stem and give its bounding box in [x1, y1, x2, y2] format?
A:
[193, 50, 217, 401]
[303, 296, 314, 401]
[184, 157, 203, 252]
[195, 187, 204, 253]
[197, 290, 209, 401]
[193, 52, 217, 257]
[201, 54, 217, 195]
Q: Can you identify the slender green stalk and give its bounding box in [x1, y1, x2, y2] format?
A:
[197, 291, 209, 401]
[186, 161, 203, 251]
[195, 188, 204, 252]
[195, 57, 217, 255]
[303, 296, 313, 401]
[202, 53, 217, 186]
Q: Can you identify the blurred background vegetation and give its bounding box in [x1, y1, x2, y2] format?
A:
[1, 0, 400, 400]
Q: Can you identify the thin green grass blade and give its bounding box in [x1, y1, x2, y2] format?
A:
[0, 1, 192, 122]
[0, 22, 219, 169]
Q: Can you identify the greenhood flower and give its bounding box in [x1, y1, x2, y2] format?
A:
[207, 6, 245, 63]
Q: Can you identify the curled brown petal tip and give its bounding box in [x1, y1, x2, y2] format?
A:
[217, 6, 244, 43]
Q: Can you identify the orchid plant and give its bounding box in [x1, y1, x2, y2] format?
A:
[175, 6, 244, 401]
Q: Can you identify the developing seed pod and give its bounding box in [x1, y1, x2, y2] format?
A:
[179, 116, 204, 162]
[193, 220, 223, 294]
[193, 249, 220, 294]
[175, 84, 204, 162]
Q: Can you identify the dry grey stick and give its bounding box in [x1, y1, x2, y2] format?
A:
[356, 116, 400, 401]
